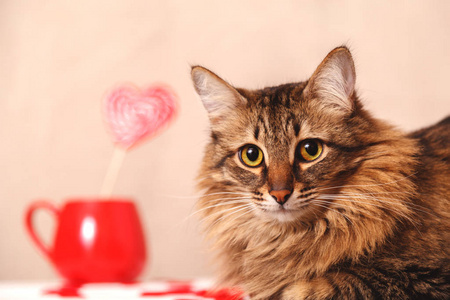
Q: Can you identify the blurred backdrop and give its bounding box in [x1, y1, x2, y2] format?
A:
[1, 0, 449, 281]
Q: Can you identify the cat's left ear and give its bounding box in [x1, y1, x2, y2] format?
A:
[304, 46, 356, 115]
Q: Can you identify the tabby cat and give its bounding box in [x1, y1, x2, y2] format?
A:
[191, 47, 449, 299]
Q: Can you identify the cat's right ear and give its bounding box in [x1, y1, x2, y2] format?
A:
[191, 66, 246, 121]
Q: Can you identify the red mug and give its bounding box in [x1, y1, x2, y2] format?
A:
[25, 198, 147, 284]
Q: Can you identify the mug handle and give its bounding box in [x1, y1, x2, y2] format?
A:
[25, 201, 60, 260]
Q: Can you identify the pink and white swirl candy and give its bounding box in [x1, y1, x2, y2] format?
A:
[104, 84, 178, 149]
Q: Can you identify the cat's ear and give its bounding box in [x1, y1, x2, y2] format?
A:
[304, 47, 356, 115]
[191, 66, 246, 120]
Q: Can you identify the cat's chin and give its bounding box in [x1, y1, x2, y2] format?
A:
[260, 208, 303, 223]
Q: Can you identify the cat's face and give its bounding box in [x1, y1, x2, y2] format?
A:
[193, 47, 377, 224]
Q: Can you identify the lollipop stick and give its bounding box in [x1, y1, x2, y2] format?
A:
[100, 146, 127, 198]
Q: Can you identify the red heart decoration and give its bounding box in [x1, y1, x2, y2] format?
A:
[104, 84, 178, 149]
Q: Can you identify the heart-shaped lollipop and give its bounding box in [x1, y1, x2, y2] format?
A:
[104, 85, 178, 149]
[100, 84, 178, 197]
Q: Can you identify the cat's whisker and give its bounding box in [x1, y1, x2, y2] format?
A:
[321, 193, 407, 207]
[209, 204, 256, 228]
[192, 197, 253, 216]
[338, 192, 436, 215]
[186, 198, 253, 220]
[162, 191, 252, 200]
[341, 191, 414, 196]
[201, 191, 253, 198]
[320, 197, 385, 221]
[200, 196, 253, 205]
[314, 172, 418, 193]
[218, 205, 257, 226]
[315, 197, 393, 225]
[318, 194, 421, 226]
[314, 197, 388, 224]
[199, 203, 254, 225]
[325, 192, 436, 218]
[200, 196, 254, 203]
[177, 195, 254, 226]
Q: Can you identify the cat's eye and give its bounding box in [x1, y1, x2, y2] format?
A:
[239, 144, 264, 167]
[297, 139, 323, 162]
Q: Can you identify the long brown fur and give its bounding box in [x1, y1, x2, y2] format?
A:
[191, 47, 449, 299]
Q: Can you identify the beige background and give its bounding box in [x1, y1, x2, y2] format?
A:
[1, 1, 449, 281]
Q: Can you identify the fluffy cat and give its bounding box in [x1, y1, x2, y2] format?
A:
[191, 47, 449, 299]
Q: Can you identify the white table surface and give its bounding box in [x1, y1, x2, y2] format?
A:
[0, 280, 226, 300]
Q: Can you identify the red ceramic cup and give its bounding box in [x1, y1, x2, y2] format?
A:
[25, 198, 147, 284]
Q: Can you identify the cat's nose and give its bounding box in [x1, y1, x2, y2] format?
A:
[270, 189, 292, 205]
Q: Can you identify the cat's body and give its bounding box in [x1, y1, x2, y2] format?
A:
[191, 47, 449, 299]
